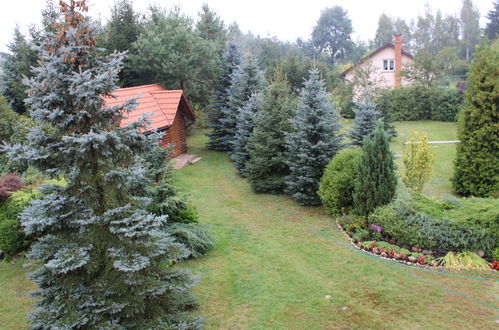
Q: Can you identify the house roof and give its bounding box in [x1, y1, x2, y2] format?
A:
[340, 42, 413, 77]
[103, 83, 195, 131]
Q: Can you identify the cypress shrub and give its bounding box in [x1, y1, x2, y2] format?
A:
[353, 122, 397, 216]
[453, 42, 499, 198]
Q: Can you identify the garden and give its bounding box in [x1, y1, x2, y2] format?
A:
[0, 0, 498, 328]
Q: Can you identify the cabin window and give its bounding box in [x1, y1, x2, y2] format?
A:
[383, 59, 395, 71]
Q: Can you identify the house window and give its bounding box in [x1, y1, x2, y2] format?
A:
[383, 59, 395, 71]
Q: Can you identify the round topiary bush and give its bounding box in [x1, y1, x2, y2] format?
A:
[318, 148, 361, 216]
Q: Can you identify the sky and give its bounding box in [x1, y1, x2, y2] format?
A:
[0, 0, 495, 53]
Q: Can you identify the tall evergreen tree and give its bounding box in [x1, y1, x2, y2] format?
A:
[130, 6, 218, 105]
[1, 26, 38, 114]
[3, 1, 201, 327]
[349, 101, 379, 147]
[196, 4, 226, 45]
[206, 42, 242, 151]
[101, 0, 141, 87]
[353, 123, 397, 216]
[231, 92, 262, 176]
[285, 69, 343, 206]
[452, 43, 499, 197]
[485, 1, 499, 40]
[219, 56, 265, 151]
[103, 0, 140, 53]
[246, 70, 296, 193]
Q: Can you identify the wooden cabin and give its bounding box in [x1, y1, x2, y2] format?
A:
[104, 84, 196, 158]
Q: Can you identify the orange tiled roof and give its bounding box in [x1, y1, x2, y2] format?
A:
[103, 83, 188, 131]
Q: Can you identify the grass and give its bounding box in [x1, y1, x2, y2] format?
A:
[1, 123, 497, 329]
[343, 119, 458, 196]
[175, 129, 498, 329]
[0, 260, 36, 329]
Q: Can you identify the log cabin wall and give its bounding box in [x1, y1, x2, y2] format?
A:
[162, 112, 187, 157]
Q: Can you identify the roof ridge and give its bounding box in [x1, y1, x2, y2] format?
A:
[150, 90, 183, 94]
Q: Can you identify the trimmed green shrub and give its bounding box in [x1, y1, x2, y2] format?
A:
[376, 85, 463, 122]
[453, 42, 499, 197]
[318, 148, 361, 215]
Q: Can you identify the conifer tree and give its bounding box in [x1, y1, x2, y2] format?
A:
[103, 0, 140, 53]
[207, 42, 242, 151]
[1, 26, 38, 114]
[219, 56, 265, 151]
[285, 69, 343, 206]
[221, 57, 265, 151]
[3, 2, 201, 328]
[452, 42, 499, 197]
[231, 92, 262, 176]
[349, 101, 379, 147]
[353, 122, 397, 216]
[246, 69, 296, 193]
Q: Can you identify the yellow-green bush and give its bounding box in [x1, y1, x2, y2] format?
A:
[318, 148, 361, 216]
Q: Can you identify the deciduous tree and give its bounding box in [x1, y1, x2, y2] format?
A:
[402, 131, 435, 193]
[311, 6, 353, 62]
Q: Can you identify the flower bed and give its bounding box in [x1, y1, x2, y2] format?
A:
[336, 217, 497, 271]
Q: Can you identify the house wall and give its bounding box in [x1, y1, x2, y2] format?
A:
[161, 112, 187, 158]
[344, 47, 413, 89]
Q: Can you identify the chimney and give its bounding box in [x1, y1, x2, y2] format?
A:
[394, 34, 402, 87]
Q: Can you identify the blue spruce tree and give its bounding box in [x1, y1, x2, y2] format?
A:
[207, 41, 242, 151]
[349, 101, 379, 147]
[285, 69, 343, 206]
[219, 56, 265, 151]
[2, 2, 201, 328]
[231, 92, 262, 176]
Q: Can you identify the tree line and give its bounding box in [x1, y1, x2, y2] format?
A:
[1, 0, 497, 116]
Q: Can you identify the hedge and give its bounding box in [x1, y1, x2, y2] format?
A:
[376, 85, 463, 122]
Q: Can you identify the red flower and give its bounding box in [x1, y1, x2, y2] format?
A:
[491, 260, 499, 270]
[418, 256, 425, 265]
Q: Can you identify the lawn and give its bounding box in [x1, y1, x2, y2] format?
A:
[175, 128, 497, 329]
[343, 119, 458, 196]
[1, 123, 497, 329]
